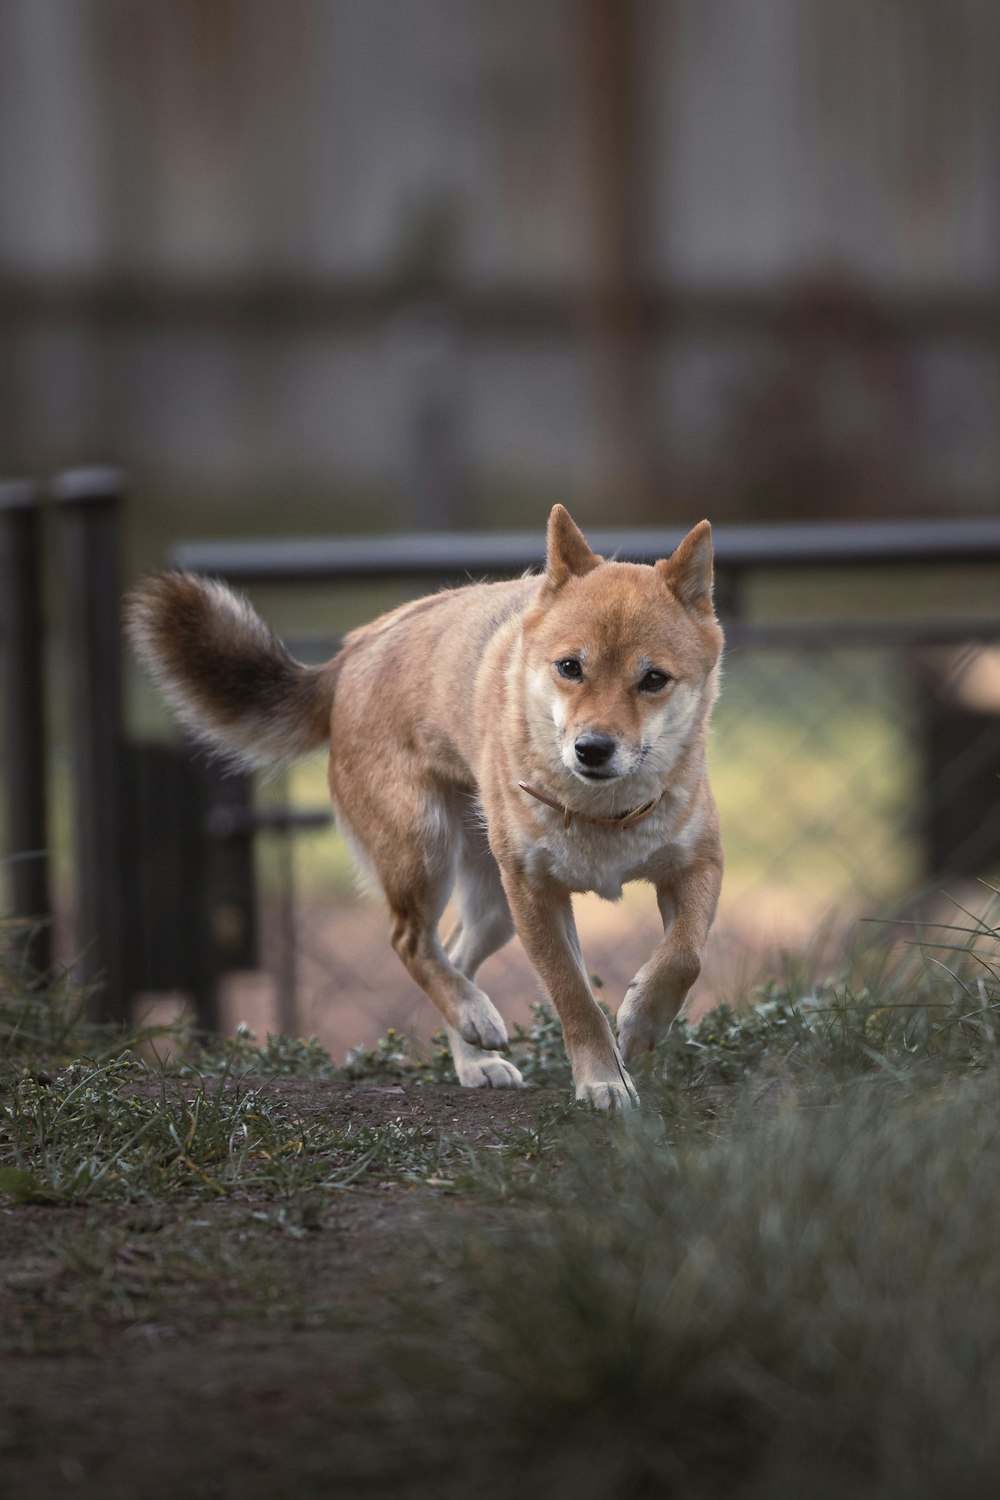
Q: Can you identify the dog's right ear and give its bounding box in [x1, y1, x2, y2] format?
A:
[545, 505, 602, 589]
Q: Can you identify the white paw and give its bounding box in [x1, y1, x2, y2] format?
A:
[455, 1054, 526, 1090]
[447, 1027, 524, 1089]
[575, 1076, 639, 1112]
[456, 993, 509, 1052]
[616, 990, 665, 1062]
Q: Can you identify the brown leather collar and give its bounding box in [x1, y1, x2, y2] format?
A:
[518, 780, 664, 831]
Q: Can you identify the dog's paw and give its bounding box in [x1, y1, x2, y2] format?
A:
[616, 990, 665, 1062]
[455, 993, 509, 1052]
[448, 1027, 523, 1089]
[616, 1014, 663, 1063]
[455, 1053, 526, 1090]
[575, 1076, 639, 1112]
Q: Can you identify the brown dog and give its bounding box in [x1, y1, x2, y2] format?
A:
[129, 507, 724, 1108]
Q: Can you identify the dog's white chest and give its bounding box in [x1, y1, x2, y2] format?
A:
[520, 819, 667, 901]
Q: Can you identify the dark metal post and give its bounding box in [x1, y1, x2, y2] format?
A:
[54, 467, 129, 1023]
[0, 479, 51, 975]
[196, 751, 259, 1033]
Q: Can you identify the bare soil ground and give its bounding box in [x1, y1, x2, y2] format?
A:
[0, 1078, 558, 1500]
[20, 886, 838, 1500]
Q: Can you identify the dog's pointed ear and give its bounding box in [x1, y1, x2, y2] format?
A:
[545, 505, 602, 588]
[656, 520, 714, 612]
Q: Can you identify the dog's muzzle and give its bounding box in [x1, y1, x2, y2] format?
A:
[574, 732, 616, 771]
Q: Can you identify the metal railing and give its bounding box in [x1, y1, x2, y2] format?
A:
[171, 516, 1000, 586]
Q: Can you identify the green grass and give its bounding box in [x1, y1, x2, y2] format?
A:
[0, 1209, 260, 1354]
[0, 942, 573, 1208]
[4, 902, 1000, 1210]
[0, 1044, 558, 1207]
[365, 901, 1000, 1497]
[4, 900, 1000, 1494]
[394, 1075, 1000, 1500]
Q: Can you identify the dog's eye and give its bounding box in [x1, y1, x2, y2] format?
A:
[555, 658, 583, 681]
[638, 669, 671, 693]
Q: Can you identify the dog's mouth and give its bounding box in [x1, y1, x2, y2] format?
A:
[575, 768, 620, 782]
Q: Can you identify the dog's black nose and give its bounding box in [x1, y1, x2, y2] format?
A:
[575, 732, 616, 769]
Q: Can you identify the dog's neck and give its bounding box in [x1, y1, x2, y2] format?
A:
[518, 780, 664, 831]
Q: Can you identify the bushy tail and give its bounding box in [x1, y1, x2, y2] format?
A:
[127, 572, 337, 770]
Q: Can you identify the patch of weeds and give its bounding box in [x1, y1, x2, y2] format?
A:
[274, 1115, 557, 1198]
[343, 1026, 456, 1084]
[246, 1115, 451, 1196]
[379, 1071, 1000, 1500]
[179, 1025, 342, 1079]
[0, 1046, 558, 1206]
[0, 923, 153, 1065]
[248, 1193, 328, 1238]
[623, 902, 1000, 1114]
[509, 1003, 574, 1088]
[429, 1107, 577, 1204]
[0, 1209, 291, 1355]
[0, 1050, 320, 1203]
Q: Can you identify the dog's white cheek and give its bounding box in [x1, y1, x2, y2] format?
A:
[525, 665, 553, 715]
[642, 701, 671, 742]
[643, 688, 700, 769]
[524, 667, 565, 756]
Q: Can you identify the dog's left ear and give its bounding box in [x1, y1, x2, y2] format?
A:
[545, 505, 603, 588]
[656, 520, 714, 613]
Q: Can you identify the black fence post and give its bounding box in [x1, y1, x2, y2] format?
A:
[199, 754, 258, 1032]
[125, 738, 259, 1034]
[53, 466, 129, 1024]
[0, 479, 51, 975]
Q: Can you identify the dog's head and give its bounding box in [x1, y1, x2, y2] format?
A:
[521, 506, 724, 785]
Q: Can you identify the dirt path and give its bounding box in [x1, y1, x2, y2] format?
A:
[0, 1080, 559, 1500]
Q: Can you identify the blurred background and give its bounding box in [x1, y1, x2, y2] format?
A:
[1, 0, 999, 1055]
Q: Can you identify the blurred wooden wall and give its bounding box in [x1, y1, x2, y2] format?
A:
[1, 0, 998, 532]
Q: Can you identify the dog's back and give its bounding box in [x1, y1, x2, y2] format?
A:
[330, 575, 542, 789]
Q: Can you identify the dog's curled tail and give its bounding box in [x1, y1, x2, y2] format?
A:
[127, 572, 337, 770]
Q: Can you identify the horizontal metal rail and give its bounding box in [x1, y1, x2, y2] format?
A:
[5, 273, 1000, 343]
[170, 518, 1000, 585]
[725, 618, 1000, 650]
[206, 805, 332, 839]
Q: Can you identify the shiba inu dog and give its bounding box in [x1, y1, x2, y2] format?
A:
[128, 507, 724, 1109]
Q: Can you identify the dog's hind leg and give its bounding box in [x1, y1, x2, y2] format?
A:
[337, 791, 511, 1055]
[444, 818, 523, 1089]
[386, 873, 509, 1054]
[445, 815, 515, 977]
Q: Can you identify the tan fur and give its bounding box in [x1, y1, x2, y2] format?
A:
[129, 507, 724, 1109]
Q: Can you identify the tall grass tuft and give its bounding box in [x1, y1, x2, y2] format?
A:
[389, 1076, 1000, 1499]
[378, 902, 1000, 1498]
[0, 917, 111, 1060]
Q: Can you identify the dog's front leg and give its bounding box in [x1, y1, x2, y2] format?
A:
[616, 851, 723, 1062]
[501, 869, 639, 1110]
